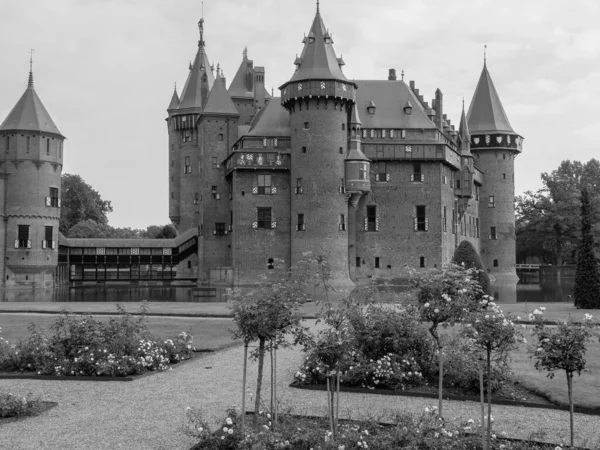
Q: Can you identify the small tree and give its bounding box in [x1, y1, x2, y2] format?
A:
[229, 268, 309, 430]
[531, 311, 598, 447]
[573, 187, 600, 309]
[462, 298, 523, 450]
[412, 264, 482, 417]
[452, 240, 491, 295]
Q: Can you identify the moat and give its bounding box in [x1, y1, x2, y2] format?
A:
[0, 272, 574, 303]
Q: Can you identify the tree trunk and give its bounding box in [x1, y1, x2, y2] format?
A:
[270, 343, 273, 424]
[326, 376, 334, 438]
[478, 355, 486, 450]
[240, 343, 248, 434]
[487, 350, 492, 450]
[273, 346, 277, 426]
[253, 337, 265, 428]
[336, 369, 340, 435]
[567, 371, 574, 447]
[438, 344, 444, 417]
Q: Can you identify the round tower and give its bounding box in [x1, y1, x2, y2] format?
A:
[0, 62, 65, 288]
[280, 5, 356, 290]
[467, 62, 523, 282]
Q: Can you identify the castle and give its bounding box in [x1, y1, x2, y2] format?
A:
[166, 6, 523, 288]
[0, 6, 522, 289]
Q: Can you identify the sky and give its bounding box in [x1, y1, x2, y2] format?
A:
[0, 0, 599, 229]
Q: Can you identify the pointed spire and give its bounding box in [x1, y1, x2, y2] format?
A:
[459, 97, 470, 140]
[28, 49, 35, 88]
[201, 73, 239, 117]
[198, 18, 205, 48]
[316, 0, 320, 13]
[484, 44, 487, 68]
[167, 83, 180, 111]
[467, 63, 515, 134]
[243, 46, 248, 60]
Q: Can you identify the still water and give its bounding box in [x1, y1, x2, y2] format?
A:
[0, 272, 572, 304]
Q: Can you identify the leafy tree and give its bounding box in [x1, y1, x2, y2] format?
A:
[516, 159, 600, 265]
[67, 220, 114, 238]
[573, 188, 600, 309]
[452, 240, 490, 294]
[411, 264, 482, 417]
[531, 311, 598, 447]
[154, 224, 177, 239]
[60, 174, 113, 235]
[462, 299, 523, 450]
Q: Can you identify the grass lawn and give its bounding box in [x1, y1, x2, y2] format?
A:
[0, 314, 237, 351]
[509, 330, 600, 410]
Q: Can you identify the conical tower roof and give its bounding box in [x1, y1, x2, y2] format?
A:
[167, 85, 180, 111]
[178, 19, 215, 111]
[286, 7, 348, 83]
[459, 100, 470, 141]
[201, 75, 239, 116]
[467, 64, 515, 134]
[0, 69, 63, 137]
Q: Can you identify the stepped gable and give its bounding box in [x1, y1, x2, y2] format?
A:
[178, 19, 215, 110]
[286, 7, 348, 83]
[0, 70, 63, 137]
[228, 48, 272, 100]
[467, 64, 515, 134]
[354, 80, 436, 129]
[201, 76, 239, 116]
[246, 98, 290, 137]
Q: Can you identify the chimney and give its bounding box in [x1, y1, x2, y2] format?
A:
[254, 66, 265, 111]
[409, 80, 415, 90]
[435, 88, 443, 130]
[388, 69, 397, 81]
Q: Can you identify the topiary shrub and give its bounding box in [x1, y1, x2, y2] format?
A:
[573, 187, 600, 309]
[452, 240, 490, 294]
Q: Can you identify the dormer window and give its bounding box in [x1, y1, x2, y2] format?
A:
[367, 100, 376, 115]
[404, 101, 413, 115]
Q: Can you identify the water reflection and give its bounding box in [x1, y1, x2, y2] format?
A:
[490, 271, 574, 304]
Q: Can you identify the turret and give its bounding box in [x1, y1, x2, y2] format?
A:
[280, 3, 356, 290]
[345, 105, 370, 206]
[0, 59, 65, 287]
[467, 59, 523, 281]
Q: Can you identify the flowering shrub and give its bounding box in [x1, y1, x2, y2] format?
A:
[0, 308, 195, 377]
[0, 392, 39, 419]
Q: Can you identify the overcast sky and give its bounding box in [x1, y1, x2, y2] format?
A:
[1, 0, 599, 229]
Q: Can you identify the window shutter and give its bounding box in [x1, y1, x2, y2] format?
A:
[45, 197, 51, 206]
[413, 217, 418, 231]
[14, 240, 18, 249]
[252, 222, 258, 229]
[375, 174, 380, 182]
[252, 187, 258, 194]
[410, 174, 414, 182]
[52, 241, 56, 250]
[488, 234, 492, 240]
[58, 199, 62, 207]
[271, 222, 277, 229]
[421, 174, 425, 182]
[27, 240, 32, 249]
[213, 230, 217, 235]
[375, 217, 379, 231]
[386, 173, 390, 182]
[272, 187, 277, 195]
[364, 216, 368, 231]
[425, 218, 429, 231]
[215, 194, 220, 200]
[42, 240, 47, 249]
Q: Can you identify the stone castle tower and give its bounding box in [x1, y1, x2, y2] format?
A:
[467, 61, 523, 281]
[0, 63, 65, 287]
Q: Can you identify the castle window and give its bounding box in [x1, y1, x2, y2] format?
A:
[49, 187, 59, 207]
[188, 261, 192, 269]
[184, 156, 191, 174]
[476, 218, 480, 238]
[502, 173, 506, 180]
[296, 214, 305, 231]
[375, 257, 380, 268]
[401, 130, 406, 139]
[17, 225, 30, 249]
[359, 163, 368, 181]
[171, 160, 174, 168]
[5, 136, 9, 151]
[366, 205, 378, 232]
[212, 157, 219, 169]
[489, 226, 497, 240]
[376, 162, 388, 182]
[339, 147, 343, 154]
[339, 214, 346, 231]
[26, 136, 30, 153]
[420, 256, 426, 268]
[183, 130, 192, 142]
[295, 178, 303, 194]
[267, 258, 274, 270]
[171, 192, 174, 199]
[44, 226, 53, 249]
[488, 195, 495, 208]
[342, 123, 345, 131]
[304, 121, 309, 130]
[442, 175, 447, 185]
[214, 223, 226, 236]
[411, 162, 423, 182]
[452, 209, 456, 234]
[494, 259, 499, 267]
[47, 138, 50, 155]
[212, 186, 219, 199]
[356, 257, 361, 268]
[302, 146, 307, 153]
[59, 141, 62, 158]
[257, 174, 272, 194]
[340, 178, 346, 194]
[194, 193, 199, 205]
[443, 206, 447, 232]
[257, 207, 272, 229]
[475, 185, 480, 200]
[415, 205, 428, 231]
[218, 133, 224, 141]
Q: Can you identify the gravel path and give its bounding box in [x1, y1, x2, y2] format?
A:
[1, 321, 599, 450]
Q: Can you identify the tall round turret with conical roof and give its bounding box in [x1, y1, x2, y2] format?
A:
[280, 4, 356, 290]
[0, 62, 65, 287]
[467, 61, 523, 281]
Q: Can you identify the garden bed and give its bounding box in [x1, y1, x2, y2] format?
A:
[0, 401, 58, 425]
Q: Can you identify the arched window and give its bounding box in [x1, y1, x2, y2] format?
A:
[493, 259, 499, 267]
[218, 133, 224, 141]
[187, 261, 192, 269]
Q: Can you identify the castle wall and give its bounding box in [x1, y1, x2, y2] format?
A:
[233, 98, 255, 126]
[177, 127, 201, 232]
[168, 119, 181, 224]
